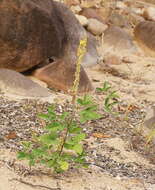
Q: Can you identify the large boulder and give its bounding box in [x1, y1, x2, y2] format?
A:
[33, 60, 93, 94]
[134, 21, 155, 57]
[0, 0, 64, 72]
[0, 0, 93, 93]
[0, 69, 51, 98]
[102, 26, 137, 56]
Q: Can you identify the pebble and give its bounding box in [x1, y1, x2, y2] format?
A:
[143, 7, 155, 21]
[71, 5, 82, 14]
[87, 18, 108, 35]
[75, 14, 88, 26]
[116, 1, 127, 10]
[132, 7, 144, 16]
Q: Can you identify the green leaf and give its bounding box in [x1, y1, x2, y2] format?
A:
[72, 133, 86, 143]
[59, 161, 69, 171]
[104, 97, 110, 107]
[38, 110, 56, 121]
[46, 122, 65, 132]
[77, 95, 93, 106]
[80, 110, 101, 123]
[31, 148, 45, 158]
[108, 91, 119, 99]
[103, 81, 111, 91]
[47, 105, 55, 113]
[96, 82, 111, 92]
[17, 152, 28, 160]
[84, 105, 98, 111]
[39, 133, 58, 145]
[29, 159, 35, 166]
[59, 112, 69, 120]
[104, 105, 112, 113]
[21, 141, 32, 150]
[47, 159, 55, 167]
[61, 153, 73, 161]
[69, 126, 82, 134]
[64, 143, 73, 149]
[68, 123, 82, 134]
[72, 144, 83, 154]
[38, 113, 50, 120]
[96, 87, 103, 92]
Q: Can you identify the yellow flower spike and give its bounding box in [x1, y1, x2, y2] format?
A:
[71, 37, 87, 104]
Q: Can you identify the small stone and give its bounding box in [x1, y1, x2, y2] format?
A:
[108, 12, 129, 28]
[80, 7, 105, 23]
[64, 0, 79, 6]
[87, 18, 108, 35]
[143, 7, 155, 21]
[128, 12, 145, 26]
[75, 14, 88, 26]
[132, 8, 144, 16]
[116, 1, 127, 10]
[104, 54, 121, 65]
[122, 56, 134, 63]
[70, 5, 82, 14]
[144, 106, 155, 129]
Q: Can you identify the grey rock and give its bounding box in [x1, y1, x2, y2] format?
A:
[103, 26, 137, 55]
[82, 32, 99, 68]
[0, 69, 51, 98]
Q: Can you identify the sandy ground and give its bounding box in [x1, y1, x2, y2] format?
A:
[0, 53, 155, 190]
[0, 144, 154, 190]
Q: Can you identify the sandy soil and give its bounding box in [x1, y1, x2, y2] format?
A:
[0, 147, 154, 190]
[0, 52, 155, 190]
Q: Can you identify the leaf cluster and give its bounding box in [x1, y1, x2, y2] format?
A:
[17, 99, 97, 173]
[97, 82, 119, 114]
[17, 83, 120, 173]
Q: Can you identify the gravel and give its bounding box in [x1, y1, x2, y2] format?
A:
[0, 94, 155, 184]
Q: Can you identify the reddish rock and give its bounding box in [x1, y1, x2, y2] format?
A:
[64, 0, 80, 6]
[104, 55, 121, 65]
[33, 60, 93, 93]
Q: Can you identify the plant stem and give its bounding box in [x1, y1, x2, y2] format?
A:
[58, 117, 72, 156]
[58, 38, 87, 158]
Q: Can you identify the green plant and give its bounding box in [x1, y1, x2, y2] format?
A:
[96, 81, 111, 92]
[17, 39, 119, 173]
[77, 95, 101, 123]
[17, 37, 98, 173]
[104, 90, 119, 114]
[17, 95, 102, 173]
[96, 82, 119, 114]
